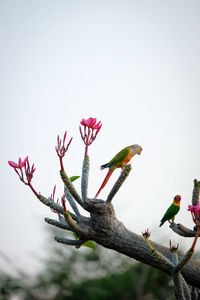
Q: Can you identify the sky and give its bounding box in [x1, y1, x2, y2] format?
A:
[0, 0, 200, 275]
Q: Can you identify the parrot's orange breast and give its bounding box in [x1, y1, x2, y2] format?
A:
[124, 150, 134, 164]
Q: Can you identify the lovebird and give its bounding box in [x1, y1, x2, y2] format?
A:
[95, 144, 142, 198]
[159, 195, 181, 227]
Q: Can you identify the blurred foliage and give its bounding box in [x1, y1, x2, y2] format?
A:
[0, 228, 176, 300]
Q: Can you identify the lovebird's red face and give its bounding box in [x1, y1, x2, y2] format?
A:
[174, 195, 181, 204]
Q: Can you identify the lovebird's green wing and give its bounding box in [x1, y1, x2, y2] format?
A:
[160, 204, 180, 226]
[109, 148, 129, 166]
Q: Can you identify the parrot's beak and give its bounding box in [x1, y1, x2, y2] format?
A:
[138, 146, 142, 155]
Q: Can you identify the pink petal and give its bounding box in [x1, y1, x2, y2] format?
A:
[8, 161, 19, 168]
[87, 117, 93, 124]
[89, 118, 96, 125]
[187, 205, 196, 213]
[93, 121, 102, 129]
[86, 119, 91, 126]
[31, 164, 36, 173]
[87, 118, 96, 129]
[80, 117, 102, 134]
[195, 202, 200, 213]
[18, 157, 22, 166]
[63, 131, 67, 144]
[80, 118, 87, 126]
[21, 156, 29, 168]
[53, 185, 56, 200]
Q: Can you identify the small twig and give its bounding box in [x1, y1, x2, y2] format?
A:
[174, 249, 194, 273]
[107, 164, 132, 203]
[55, 237, 86, 248]
[181, 276, 191, 300]
[38, 194, 78, 221]
[38, 194, 65, 214]
[64, 188, 81, 217]
[171, 250, 191, 300]
[81, 155, 89, 202]
[177, 223, 196, 237]
[171, 249, 179, 266]
[198, 289, 200, 300]
[63, 210, 88, 238]
[59, 215, 68, 224]
[173, 272, 186, 300]
[192, 179, 200, 206]
[191, 226, 200, 251]
[44, 217, 70, 230]
[191, 286, 198, 300]
[170, 223, 196, 237]
[144, 235, 174, 270]
[60, 170, 84, 207]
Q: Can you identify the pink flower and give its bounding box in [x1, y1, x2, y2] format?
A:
[8, 156, 38, 197]
[80, 117, 102, 156]
[187, 204, 197, 214]
[194, 202, 200, 214]
[80, 118, 102, 130]
[49, 185, 61, 217]
[8, 156, 28, 169]
[61, 195, 67, 213]
[25, 159, 36, 182]
[188, 201, 200, 225]
[188, 202, 200, 215]
[55, 130, 72, 170]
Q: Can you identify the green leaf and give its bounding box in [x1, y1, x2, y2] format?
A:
[73, 232, 96, 249]
[82, 241, 96, 249]
[70, 176, 80, 182]
[73, 232, 78, 240]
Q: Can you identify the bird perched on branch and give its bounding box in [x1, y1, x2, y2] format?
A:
[95, 144, 142, 198]
[159, 195, 181, 227]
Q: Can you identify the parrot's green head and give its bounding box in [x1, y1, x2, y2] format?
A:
[130, 144, 143, 155]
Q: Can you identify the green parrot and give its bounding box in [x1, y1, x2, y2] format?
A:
[159, 195, 181, 227]
[95, 144, 142, 198]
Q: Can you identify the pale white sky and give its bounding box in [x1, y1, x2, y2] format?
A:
[1, 0, 200, 274]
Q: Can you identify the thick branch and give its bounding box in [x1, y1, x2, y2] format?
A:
[83, 198, 200, 289]
[94, 221, 200, 288]
[40, 161, 200, 290]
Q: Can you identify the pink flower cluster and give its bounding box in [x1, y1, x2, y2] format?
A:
[8, 156, 38, 197]
[8, 156, 36, 182]
[55, 131, 72, 170]
[49, 185, 62, 217]
[8, 156, 29, 169]
[80, 118, 102, 130]
[188, 201, 200, 225]
[80, 117, 102, 156]
[8, 117, 102, 201]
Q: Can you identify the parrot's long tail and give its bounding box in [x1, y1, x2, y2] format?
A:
[159, 221, 164, 227]
[95, 169, 114, 198]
